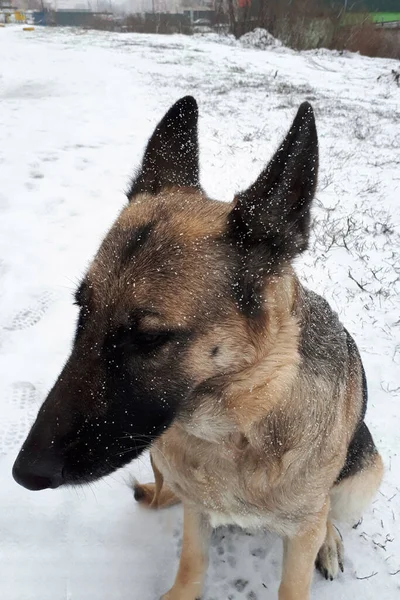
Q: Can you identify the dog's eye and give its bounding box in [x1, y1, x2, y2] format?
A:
[105, 326, 173, 358]
[135, 331, 171, 351]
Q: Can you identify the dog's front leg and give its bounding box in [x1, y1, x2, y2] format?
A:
[161, 504, 211, 600]
[279, 500, 329, 600]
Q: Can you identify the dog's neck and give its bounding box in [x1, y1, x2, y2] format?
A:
[179, 266, 301, 443]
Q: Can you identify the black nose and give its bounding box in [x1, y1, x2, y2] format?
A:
[12, 452, 63, 491]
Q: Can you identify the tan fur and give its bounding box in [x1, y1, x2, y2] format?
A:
[118, 190, 228, 240]
[160, 506, 210, 600]
[134, 482, 179, 509]
[149, 271, 363, 534]
[226, 271, 301, 432]
[330, 452, 384, 524]
[279, 500, 329, 600]
[88, 191, 234, 331]
[134, 456, 180, 509]
[316, 519, 344, 580]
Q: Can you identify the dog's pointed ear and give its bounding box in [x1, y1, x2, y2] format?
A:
[228, 102, 318, 260]
[128, 96, 200, 200]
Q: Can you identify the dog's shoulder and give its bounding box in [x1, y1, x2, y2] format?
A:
[296, 285, 349, 376]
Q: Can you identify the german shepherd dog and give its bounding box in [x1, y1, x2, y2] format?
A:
[13, 97, 383, 600]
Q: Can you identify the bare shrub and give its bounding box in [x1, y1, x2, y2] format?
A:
[90, 13, 191, 35]
[233, 0, 400, 58]
[89, 16, 118, 32]
[235, 0, 340, 48]
[332, 20, 400, 59]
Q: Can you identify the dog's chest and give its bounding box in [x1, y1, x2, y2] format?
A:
[152, 426, 299, 536]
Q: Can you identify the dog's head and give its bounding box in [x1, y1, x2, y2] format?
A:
[13, 97, 318, 491]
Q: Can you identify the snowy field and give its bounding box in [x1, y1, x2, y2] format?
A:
[0, 25, 399, 600]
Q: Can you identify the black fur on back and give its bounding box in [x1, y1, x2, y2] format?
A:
[336, 330, 377, 483]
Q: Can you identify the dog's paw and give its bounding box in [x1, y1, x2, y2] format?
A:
[133, 480, 180, 509]
[133, 481, 156, 506]
[316, 524, 344, 581]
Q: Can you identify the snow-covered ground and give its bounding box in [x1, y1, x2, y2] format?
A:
[0, 25, 399, 600]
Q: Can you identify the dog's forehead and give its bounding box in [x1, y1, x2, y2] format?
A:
[117, 189, 230, 236]
[86, 190, 232, 320]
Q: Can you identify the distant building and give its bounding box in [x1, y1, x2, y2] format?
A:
[124, 0, 153, 13]
[0, 0, 15, 23]
[152, 0, 182, 13]
[181, 4, 214, 22]
[31, 7, 112, 26]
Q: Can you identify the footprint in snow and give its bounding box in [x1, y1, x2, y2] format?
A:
[8, 381, 38, 410]
[5, 291, 53, 331]
[0, 382, 38, 454]
[41, 153, 59, 163]
[29, 168, 44, 180]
